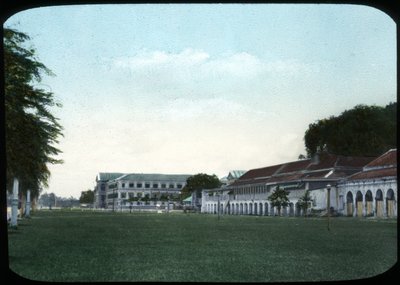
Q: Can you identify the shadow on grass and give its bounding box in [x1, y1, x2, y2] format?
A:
[8, 229, 20, 234]
[7, 221, 30, 233]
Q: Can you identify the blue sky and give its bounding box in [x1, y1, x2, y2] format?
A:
[4, 4, 396, 198]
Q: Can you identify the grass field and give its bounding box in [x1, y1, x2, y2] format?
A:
[7, 210, 397, 282]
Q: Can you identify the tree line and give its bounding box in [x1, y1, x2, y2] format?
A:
[36, 191, 92, 208]
[38, 193, 80, 209]
[304, 102, 396, 157]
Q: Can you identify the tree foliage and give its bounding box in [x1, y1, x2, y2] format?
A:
[181, 173, 222, 199]
[268, 186, 290, 216]
[304, 103, 396, 157]
[298, 154, 307, 160]
[297, 190, 313, 217]
[39, 193, 80, 208]
[79, 190, 94, 204]
[4, 28, 63, 198]
[38, 192, 56, 208]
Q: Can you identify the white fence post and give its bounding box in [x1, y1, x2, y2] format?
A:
[11, 178, 19, 228]
[25, 190, 31, 218]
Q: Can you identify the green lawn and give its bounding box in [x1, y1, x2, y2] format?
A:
[7, 210, 397, 282]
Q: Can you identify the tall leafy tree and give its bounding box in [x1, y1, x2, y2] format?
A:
[4, 28, 63, 200]
[268, 186, 290, 216]
[79, 190, 94, 204]
[304, 103, 396, 157]
[38, 192, 56, 208]
[181, 173, 222, 199]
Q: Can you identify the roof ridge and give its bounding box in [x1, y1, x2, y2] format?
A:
[364, 149, 397, 168]
[273, 163, 288, 176]
[114, 173, 192, 180]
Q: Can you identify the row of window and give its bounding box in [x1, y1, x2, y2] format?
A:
[233, 185, 269, 195]
[108, 192, 180, 199]
[120, 182, 183, 189]
[206, 186, 270, 200]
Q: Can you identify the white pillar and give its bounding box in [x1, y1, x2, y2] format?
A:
[372, 192, 376, 217]
[25, 190, 31, 218]
[383, 192, 387, 217]
[335, 187, 339, 211]
[11, 178, 19, 227]
[362, 194, 366, 217]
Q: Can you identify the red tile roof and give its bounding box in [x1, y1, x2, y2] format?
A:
[364, 149, 397, 168]
[349, 167, 397, 180]
[302, 170, 332, 178]
[278, 159, 313, 173]
[239, 164, 283, 180]
[267, 173, 304, 184]
[347, 149, 397, 181]
[230, 153, 376, 187]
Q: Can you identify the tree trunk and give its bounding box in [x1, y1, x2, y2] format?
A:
[19, 192, 26, 218]
[31, 197, 37, 211]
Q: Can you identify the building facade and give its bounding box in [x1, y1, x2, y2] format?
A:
[105, 173, 192, 210]
[94, 173, 124, 208]
[202, 153, 381, 217]
[338, 149, 397, 218]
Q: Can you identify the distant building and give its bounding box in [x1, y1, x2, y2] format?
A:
[202, 152, 378, 216]
[104, 173, 192, 210]
[338, 149, 397, 217]
[220, 170, 247, 186]
[94, 173, 124, 208]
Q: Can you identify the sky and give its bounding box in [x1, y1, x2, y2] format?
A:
[4, 4, 396, 199]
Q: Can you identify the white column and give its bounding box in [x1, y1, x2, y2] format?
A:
[11, 178, 19, 227]
[25, 190, 31, 218]
[383, 194, 387, 217]
[362, 194, 366, 217]
[335, 187, 339, 211]
[372, 192, 376, 217]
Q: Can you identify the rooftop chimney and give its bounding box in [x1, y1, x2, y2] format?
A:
[312, 152, 320, 164]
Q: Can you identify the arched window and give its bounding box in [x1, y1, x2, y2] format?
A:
[386, 189, 395, 217]
[346, 191, 354, 217]
[356, 191, 363, 217]
[375, 189, 383, 217]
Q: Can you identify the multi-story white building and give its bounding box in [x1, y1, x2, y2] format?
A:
[94, 173, 124, 208]
[202, 152, 379, 217]
[104, 173, 192, 210]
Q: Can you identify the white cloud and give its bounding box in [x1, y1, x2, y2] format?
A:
[109, 49, 315, 82]
[199, 52, 264, 77]
[113, 48, 210, 69]
[101, 49, 321, 109]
